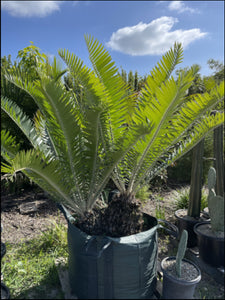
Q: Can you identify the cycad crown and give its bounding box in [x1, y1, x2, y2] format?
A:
[1, 35, 224, 216]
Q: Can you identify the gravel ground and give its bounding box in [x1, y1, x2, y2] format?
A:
[1, 187, 224, 299]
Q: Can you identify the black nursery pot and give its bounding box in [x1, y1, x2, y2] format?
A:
[194, 221, 224, 268]
[161, 256, 201, 299]
[175, 209, 200, 248]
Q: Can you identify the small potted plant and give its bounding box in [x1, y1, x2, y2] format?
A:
[161, 229, 201, 299]
[194, 167, 224, 267]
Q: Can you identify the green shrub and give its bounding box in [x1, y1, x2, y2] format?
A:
[175, 186, 208, 211]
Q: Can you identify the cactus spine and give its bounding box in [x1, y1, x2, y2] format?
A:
[188, 139, 204, 218]
[176, 229, 188, 277]
[207, 167, 224, 232]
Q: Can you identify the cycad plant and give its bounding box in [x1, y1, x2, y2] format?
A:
[1, 36, 224, 237]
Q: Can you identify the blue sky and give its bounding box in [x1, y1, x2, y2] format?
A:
[1, 1, 224, 77]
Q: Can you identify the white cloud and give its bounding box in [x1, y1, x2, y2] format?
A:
[1, 1, 61, 18]
[168, 1, 198, 14]
[106, 16, 207, 56]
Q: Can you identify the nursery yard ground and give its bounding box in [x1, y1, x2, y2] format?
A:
[1, 186, 224, 299]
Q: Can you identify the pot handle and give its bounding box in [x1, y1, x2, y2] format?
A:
[157, 219, 179, 238]
[57, 203, 75, 224]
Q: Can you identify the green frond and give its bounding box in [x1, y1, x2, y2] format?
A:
[165, 112, 224, 170]
[4, 72, 50, 119]
[4, 149, 84, 214]
[58, 48, 115, 148]
[130, 81, 224, 191]
[1, 129, 20, 160]
[140, 42, 183, 101]
[59, 44, 132, 141]
[33, 109, 57, 156]
[132, 112, 224, 192]
[58, 48, 101, 106]
[85, 35, 132, 124]
[127, 70, 193, 192]
[1, 96, 48, 153]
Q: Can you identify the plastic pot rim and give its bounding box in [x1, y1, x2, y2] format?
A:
[174, 209, 201, 223]
[194, 221, 225, 241]
[161, 256, 201, 285]
[70, 213, 159, 240]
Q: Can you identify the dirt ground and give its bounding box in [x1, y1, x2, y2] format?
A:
[1, 187, 224, 299]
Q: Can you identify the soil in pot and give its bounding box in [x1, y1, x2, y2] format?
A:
[75, 193, 150, 237]
[194, 222, 224, 267]
[175, 209, 207, 248]
[161, 256, 201, 299]
[66, 209, 159, 299]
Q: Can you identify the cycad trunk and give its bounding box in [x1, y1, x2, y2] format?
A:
[188, 139, 204, 218]
[213, 125, 224, 197]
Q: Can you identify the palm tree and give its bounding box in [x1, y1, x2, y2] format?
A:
[1, 36, 224, 237]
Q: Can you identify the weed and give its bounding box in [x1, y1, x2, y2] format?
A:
[155, 197, 166, 220]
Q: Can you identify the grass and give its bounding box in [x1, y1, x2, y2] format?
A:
[1, 218, 68, 299]
[155, 196, 166, 220]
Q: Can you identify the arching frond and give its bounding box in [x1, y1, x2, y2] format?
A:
[132, 112, 224, 192]
[1, 96, 48, 154]
[1, 149, 84, 215]
[1, 129, 20, 160]
[85, 35, 133, 127]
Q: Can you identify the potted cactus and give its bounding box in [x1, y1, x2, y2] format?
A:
[161, 230, 201, 299]
[194, 167, 224, 267]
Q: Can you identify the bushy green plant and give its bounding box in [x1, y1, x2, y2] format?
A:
[175, 186, 208, 211]
[1, 36, 224, 236]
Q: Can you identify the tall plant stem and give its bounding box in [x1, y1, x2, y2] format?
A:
[188, 139, 204, 218]
[214, 124, 224, 197]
